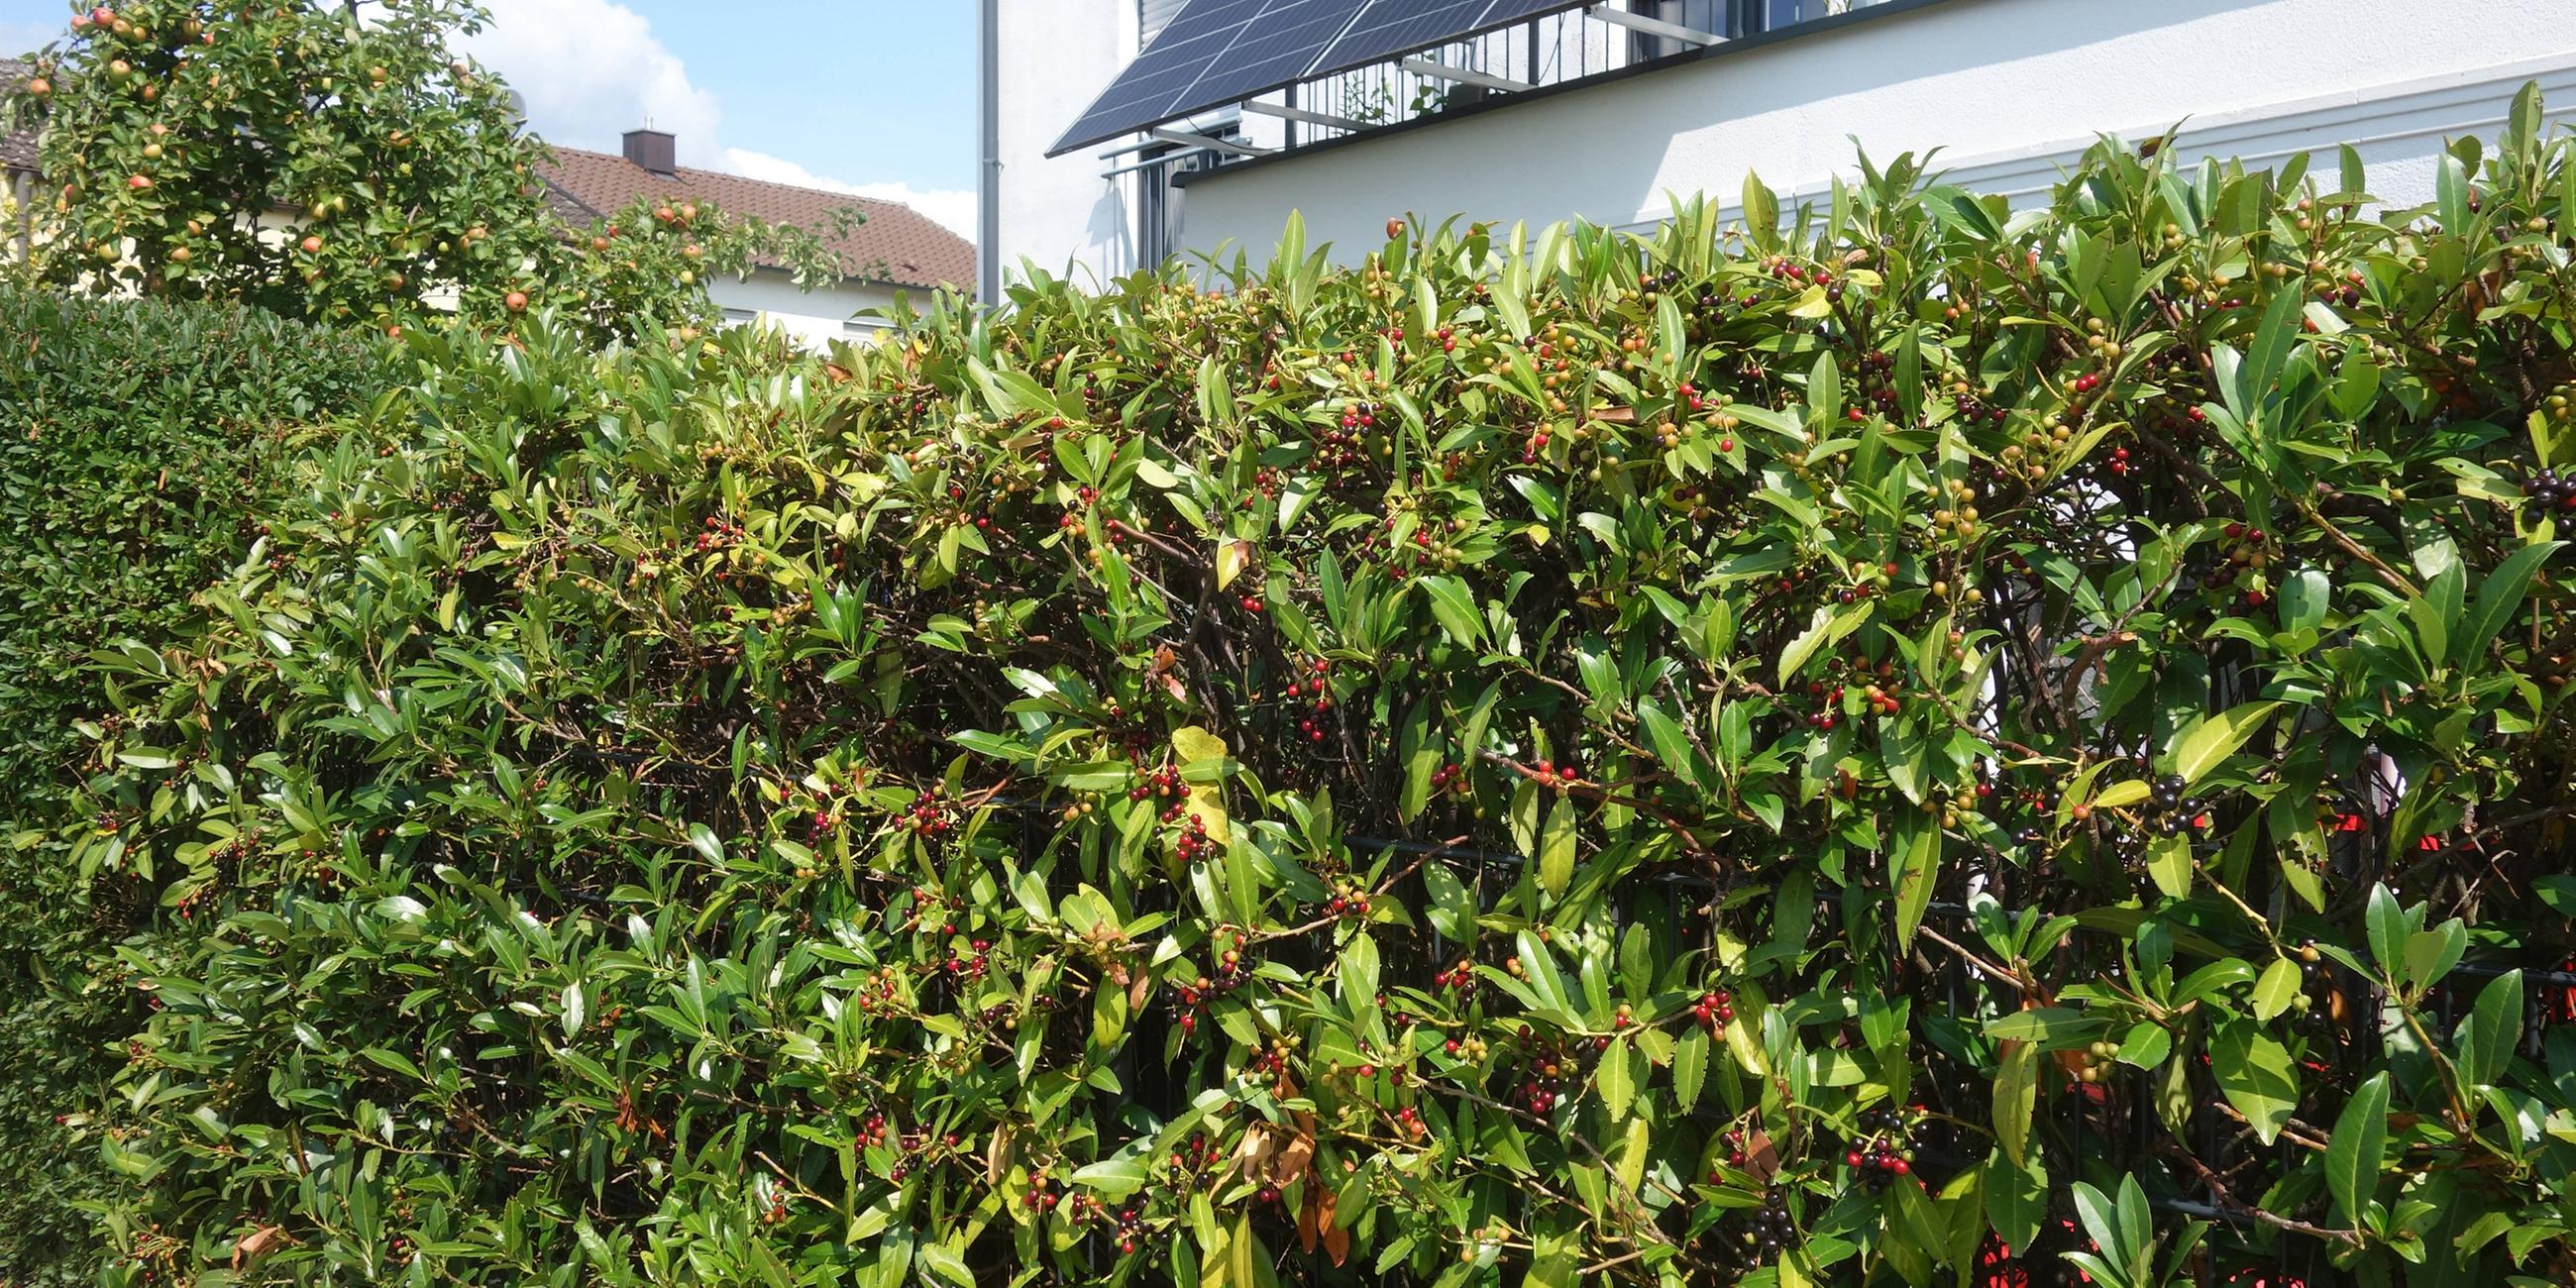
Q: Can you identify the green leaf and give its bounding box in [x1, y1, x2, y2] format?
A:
[916, 1243, 975, 1288]
[2279, 566, 2332, 635]
[1637, 698, 1704, 790]
[2459, 541, 2561, 664]
[1421, 860, 1474, 942]
[2436, 150, 2473, 240]
[2209, 1020, 2300, 1145]
[1985, 1008, 2086, 1042]
[1778, 600, 1870, 688]
[1741, 170, 1779, 250]
[1993, 1039, 2038, 1167]
[2366, 884, 2407, 980]
[1672, 1027, 1708, 1112]
[2236, 287, 2308, 420]
[2250, 957, 2301, 1021]
[2167, 700, 2282, 786]
[2092, 779, 2151, 809]
[2323, 1072, 2388, 1225]
[1416, 574, 1483, 647]
[687, 822, 723, 862]
[1985, 1149, 2047, 1255]
[1892, 817, 1937, 949]
[1538, 796, 1578, 897]
[2145, 831, 2194, 900]
[2455, 969, 2522, 1087]
[1596, 1035, 1636, 1121]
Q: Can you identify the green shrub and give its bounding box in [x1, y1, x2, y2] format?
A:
[0, 288, 392, 1283]
[66, 97, 2576, 1286]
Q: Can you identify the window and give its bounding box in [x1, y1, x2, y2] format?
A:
[843, 318, 891, 344]
[1628, 0, 1871, 58]
[721, 307, 758, 326]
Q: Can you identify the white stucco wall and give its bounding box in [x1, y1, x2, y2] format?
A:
[993, 0, 1147, 288]
[708, 268, 908, 350]
[1176, 0, 2576, 262]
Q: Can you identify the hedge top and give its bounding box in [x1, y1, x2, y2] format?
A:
[63, 89, 2576, 1287]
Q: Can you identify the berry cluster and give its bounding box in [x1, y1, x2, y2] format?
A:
[2195, 521, 2277, 606]
[1513, 1034, 1594, 1115]
[2146, 773, 2212, 838]
[940, 938, 993, 981]
[1128, 763, 1186, 803]
[900, 786, 956, 837]
[1171, 811, 1215, 862]
[1433, 957, 1480, 1001]
[1166, 956, 1246, 1034]
[1690, 988, 1736, 1032]
[693, 513, 743, 553]
[1839, 1104, 1922, 1187]
[1325, 878, 1371, 919]
[1708, 1189, 1799, 1276]
[1242, 1034, 1296, 1085]
[851, 965, 905, 1014]
[1318, 402, 1377, 474]
[1277, 657, 1336, 744]
[2522, 468, 2576, 523]
[1440, 1031, 1489, 1059]
[1427, 760, 1468, 798]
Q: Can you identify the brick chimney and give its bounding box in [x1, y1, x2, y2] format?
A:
[622, 128, 676, 176]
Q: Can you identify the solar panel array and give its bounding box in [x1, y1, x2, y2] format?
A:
[1053, 0, 1369, 157]
[1049, 0, 1592, 156]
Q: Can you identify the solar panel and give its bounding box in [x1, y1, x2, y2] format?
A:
[1051, 0, 1371, 156]
[1046, 0, 1593, 157]
[1310, 0, 1587, 79]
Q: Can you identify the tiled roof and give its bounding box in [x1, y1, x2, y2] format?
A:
[535, 145, 974, 292]
[2, 60, 38, 172]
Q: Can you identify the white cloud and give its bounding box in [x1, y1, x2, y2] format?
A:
[722, 149, 978, 240]
[460, 0, 722, 163]
[454, 1, 970, 238]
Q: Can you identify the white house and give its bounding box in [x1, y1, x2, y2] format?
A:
[981, 0, 2576, 287]
[537, 130, 976, 347]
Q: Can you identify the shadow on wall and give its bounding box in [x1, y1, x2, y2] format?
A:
[1179, 0, 2245, 261]
[1081, 179, 1134, 286]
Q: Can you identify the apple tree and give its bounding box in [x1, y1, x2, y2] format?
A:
[1, 0, 850, 337]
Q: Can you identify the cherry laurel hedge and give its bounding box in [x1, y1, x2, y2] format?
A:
[0, 288, 395, 1285]
[66, 102, 2576, 1287]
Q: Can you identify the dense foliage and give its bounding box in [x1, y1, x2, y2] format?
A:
[59, 93, 2576, 1286]
[0, 0, 850, 336]
[0, 288, 396, 1284]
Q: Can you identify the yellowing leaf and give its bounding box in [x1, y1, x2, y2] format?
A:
[1215, 538, 1251, 590]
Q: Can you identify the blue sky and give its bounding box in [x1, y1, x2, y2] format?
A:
[0, 1, 979, 235]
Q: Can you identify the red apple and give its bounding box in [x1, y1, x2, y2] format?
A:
[503, 290, 528, 313]
[300, 235, 323, 254]
[25, 76, 49, 96]
[127, 174, 150, 190]
[91, 7, 116, 28]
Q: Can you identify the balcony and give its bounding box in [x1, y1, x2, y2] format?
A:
[1111, 0, 1920, 178]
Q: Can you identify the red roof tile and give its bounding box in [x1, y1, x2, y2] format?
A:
[536, 145, 974, 293]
